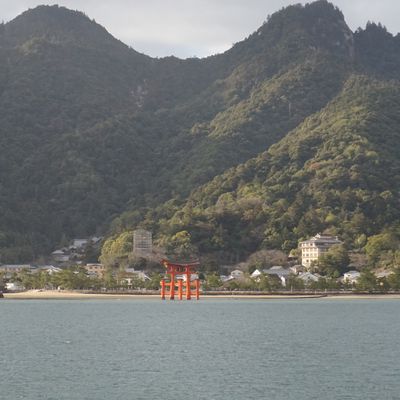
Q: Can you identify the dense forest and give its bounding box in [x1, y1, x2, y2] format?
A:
[0, 1, 399, 267]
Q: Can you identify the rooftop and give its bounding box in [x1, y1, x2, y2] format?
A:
[0, 264, 34, 270]
[300, 233, 342, 245]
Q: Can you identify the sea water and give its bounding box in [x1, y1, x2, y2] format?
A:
[1, 298, 399, 400]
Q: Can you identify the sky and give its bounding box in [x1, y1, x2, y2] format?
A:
[0, 0, 399, 58]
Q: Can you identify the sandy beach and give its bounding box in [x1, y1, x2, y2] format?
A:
[3, 290, 400, 300]
[2, 290, 160, 300]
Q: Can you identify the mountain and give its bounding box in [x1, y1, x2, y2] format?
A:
[139, 76, 400, 262]
[0, 1, 399, 264]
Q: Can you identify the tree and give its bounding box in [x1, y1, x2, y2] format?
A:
[354, 233, 367, 250]
[247, 264, 257, 274]
[52, 267, 90, 290]
[204, 273, 222, 290]
[318, 244, 349, 277]
[365, 232, 399, 266]
[145, 274, 163, 290]
[309, 277, 340, 291]
[247, 250, 288, 269]
[103, 269, 117, 290]
[356, 270, 377, 292]
[166, 231, 197, 260]
[387, 268, 400, 290]
[99, 232, 133, 268]
[83, 242, 100, 264]
[257, 274, 271, 291]
[287, 275, 305, 290]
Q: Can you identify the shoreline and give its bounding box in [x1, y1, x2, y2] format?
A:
[3, 290, 400, 300]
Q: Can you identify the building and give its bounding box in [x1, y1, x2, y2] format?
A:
[84, 263, 106, 278]
[0, 265, 34, 274]
[36, 265, 62, 275]
[289, 265, 305, 275]
[263, 266, 291, 287]
[176, 273, 199, 282]
[90, 236, 103, 245]
[71, 239, 88, 249]
[376, 270, 393, 279]
[5, 282, 25, 291]
[133, 229, 152, 257]
[230, 270, 244, 279]
[250, 269, 262, 279]
[121, 268, 150, 288]
[51, 250, 70, 263]
[125, 268, 150, 281]
[297, 272, 321, 284]
[220, 275, 234, 283]
[343, 271, 361, 285]
[299, 234, 342, 270]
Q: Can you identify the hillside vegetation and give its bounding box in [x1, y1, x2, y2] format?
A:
[0, 1, 399, 266]
[130, 76, 400, 263]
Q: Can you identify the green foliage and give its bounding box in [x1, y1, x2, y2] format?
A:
[387, 268, 400, 290]
[309, 277, 340, 291]
[203, 273, 222, 290]
[99, 232, 133, 268]
[356, 270, 378, 292]
[1, 2, 400, 267]
[164, 231, 198, 260]
[133, 76, 400, 265]
[51, 267, 92, 290]
[318, 245, 350, 277]
[365, 231, 400, 267]
[144, 274, 163, 290]
[287, 275, 305, 290]
[257, 274, 272, 291]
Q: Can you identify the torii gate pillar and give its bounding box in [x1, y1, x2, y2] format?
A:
[160, 259, 200, 300]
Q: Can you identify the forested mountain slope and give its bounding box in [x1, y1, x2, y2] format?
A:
[0, 1, 399, 262]
[132, 76, 400, 262]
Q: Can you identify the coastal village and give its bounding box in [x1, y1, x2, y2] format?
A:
[1, 231, 399, 294]
[2, 4, 400, 400]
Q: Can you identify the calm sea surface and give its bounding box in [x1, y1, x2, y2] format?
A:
[1, 298, 399, 400]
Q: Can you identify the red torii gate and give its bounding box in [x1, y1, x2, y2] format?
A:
[160, 259, 200, 300]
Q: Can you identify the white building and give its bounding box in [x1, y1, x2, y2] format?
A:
[125, 268, 150, 281]
[230, 270, 244, 279]
[343, 271, 361, 284]
[289, 265, 305, 275]
[250, 269, 262, 279]
[299, 234, 342, 269]
[220, 275, 234, 283]
[36, 265, 62, 275]
[175, 273, 199, 282]
[5, 282, 25, 291]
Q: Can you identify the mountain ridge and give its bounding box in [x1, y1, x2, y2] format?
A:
[0, 1, 399, 265]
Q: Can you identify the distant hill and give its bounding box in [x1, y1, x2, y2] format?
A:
[0, 1, 399, 263]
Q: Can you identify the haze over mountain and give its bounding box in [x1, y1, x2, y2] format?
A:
[0, 1, 399, 264]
